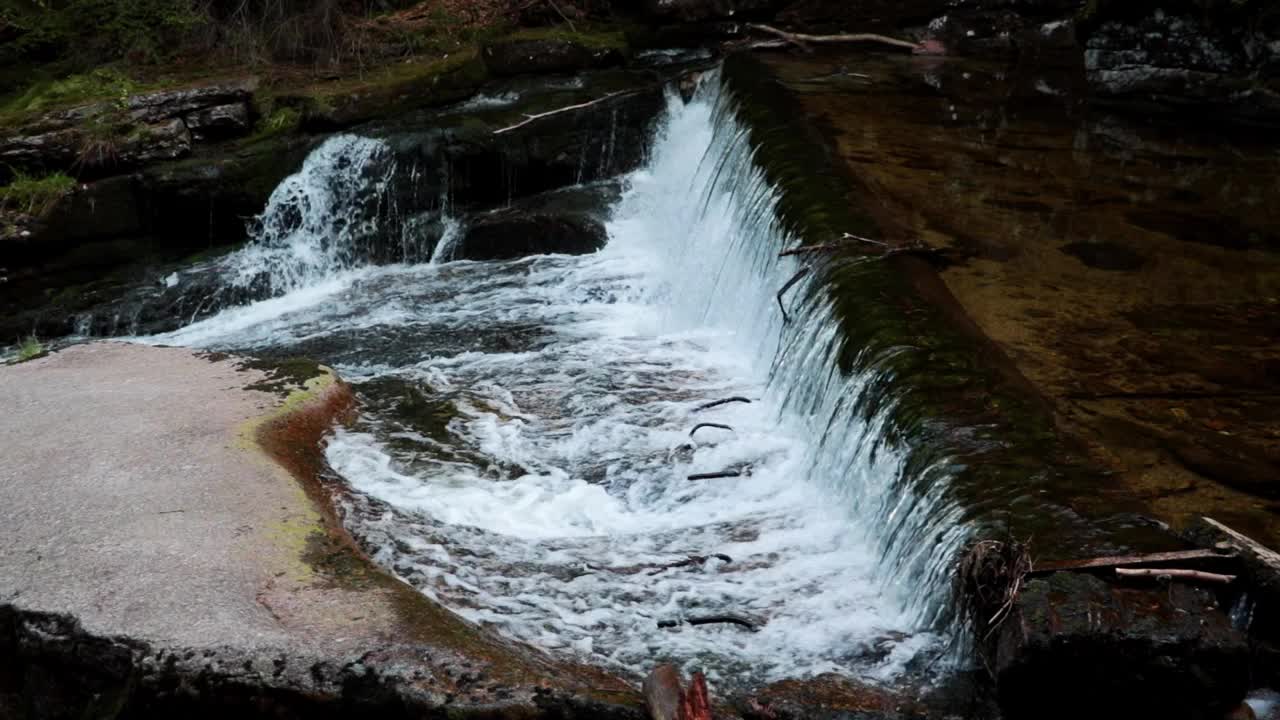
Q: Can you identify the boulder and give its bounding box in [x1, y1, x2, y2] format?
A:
[451, 181, 617, 262]
[994, 572, 1249, 720]
[183, 102, 252, 142]
[0, 78, 258, 180]
[481, 35, 625, 77]
[455, 212, 607, 261]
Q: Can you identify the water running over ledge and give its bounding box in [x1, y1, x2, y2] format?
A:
[144, 70, 969, 684]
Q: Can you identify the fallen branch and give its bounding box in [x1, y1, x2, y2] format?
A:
[747, 23, 919, 53]
[1200, 517, 1280, 574]
[1115, 568, 1236, 585]
[694, 396, 751, 412]
[689, 422, 733, 438]
[658, 614, 760, 631]
[493, 91, 628, 135]
[776, 267, 810, 324]
[1029, 548, 1236, 577]
[688, 470, 742, 481]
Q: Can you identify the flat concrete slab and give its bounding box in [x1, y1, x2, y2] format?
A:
[0, 342, 634, 718]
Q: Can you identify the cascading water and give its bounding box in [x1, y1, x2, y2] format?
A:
[144, 71, 967, 684]
[226, 134, 398, 295]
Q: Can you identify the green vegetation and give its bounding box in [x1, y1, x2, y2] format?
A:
[16, 336, 45, 362]
[0, 171, 75, 216]
[502, 25, 628, 51]
[2, 0, 204, 68]
[248, 105, 301, 142]
[0, 68, 137, 119]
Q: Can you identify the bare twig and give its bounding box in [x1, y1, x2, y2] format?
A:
[545, 0, 576, 32]
[688, 470, 742, 481]
[1115, 568, 1237, 584]
[776, 267, 810, 324]
[659, 614, 761, 631]
[694, 396, 752, 412]
[779, 242, 844, 257]
[690, 422, 733, 438]
[493, 91, 629, 135]
[747, 23, 919, 52]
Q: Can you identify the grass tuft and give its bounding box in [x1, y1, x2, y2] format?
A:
[16, 336, 45, 363]
[0, 171, 76, 217]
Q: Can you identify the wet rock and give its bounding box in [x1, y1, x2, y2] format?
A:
[456, 212, 607, 261]
[481, 35, 626, 77]
[452, 181, 618, 262]
[1084, 9, 1280, 124]
[0, 78, 258, 180]
[995, 572, 1249, 720]
[184, 102, 253, 142]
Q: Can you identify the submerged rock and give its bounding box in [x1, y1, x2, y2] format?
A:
[995, 572, 1249, 719]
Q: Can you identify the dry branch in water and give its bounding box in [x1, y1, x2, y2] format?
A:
[688, 470, 742, 481]
[694, 396, 752, 412]
[747, 23, 919, 52]
[1115, 568, 1237, 584]
[689, 422, 733, 438]
[776, 267, 810, 324]
[658, 614, 760, 631]
[493, 91, 628, 134]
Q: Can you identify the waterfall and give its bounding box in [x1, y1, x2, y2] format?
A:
[225, 134, 398, 296]
[620, 76, 967, 630]
[145, 68, 970, 682]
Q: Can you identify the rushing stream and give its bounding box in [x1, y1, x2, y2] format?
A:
[142, 73, 963, 683]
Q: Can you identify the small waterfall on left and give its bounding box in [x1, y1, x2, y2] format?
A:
[225, 134, 397, 296]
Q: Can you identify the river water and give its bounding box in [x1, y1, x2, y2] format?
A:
[143, 73, 962, 684]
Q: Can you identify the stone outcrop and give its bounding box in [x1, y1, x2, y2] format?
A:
[0, 343, 640, 719]
[0, 79, 258, 182]
[994, 572, 1250, 720]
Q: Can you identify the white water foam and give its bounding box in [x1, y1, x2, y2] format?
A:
[142, 74, 962, 684]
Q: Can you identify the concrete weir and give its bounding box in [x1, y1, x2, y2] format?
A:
[0, 342, 636, 719]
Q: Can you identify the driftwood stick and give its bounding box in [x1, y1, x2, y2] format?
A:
[643, 664, 684, 720]
[493, 91, 627, 135]
[659, 614, 761, 631]
[1028, 548, 1237, 577]
[688, 470, 742, 481]
[776, 267, 810, 324]
[690, 422, 733, 438]
[1201, 517, 1280, 572]
[1116, 568, 1237, 584]
[694, 396, 751, 412]
[747, 23, 919, 52]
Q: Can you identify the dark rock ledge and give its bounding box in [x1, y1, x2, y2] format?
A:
[0, 343, 641, 719]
